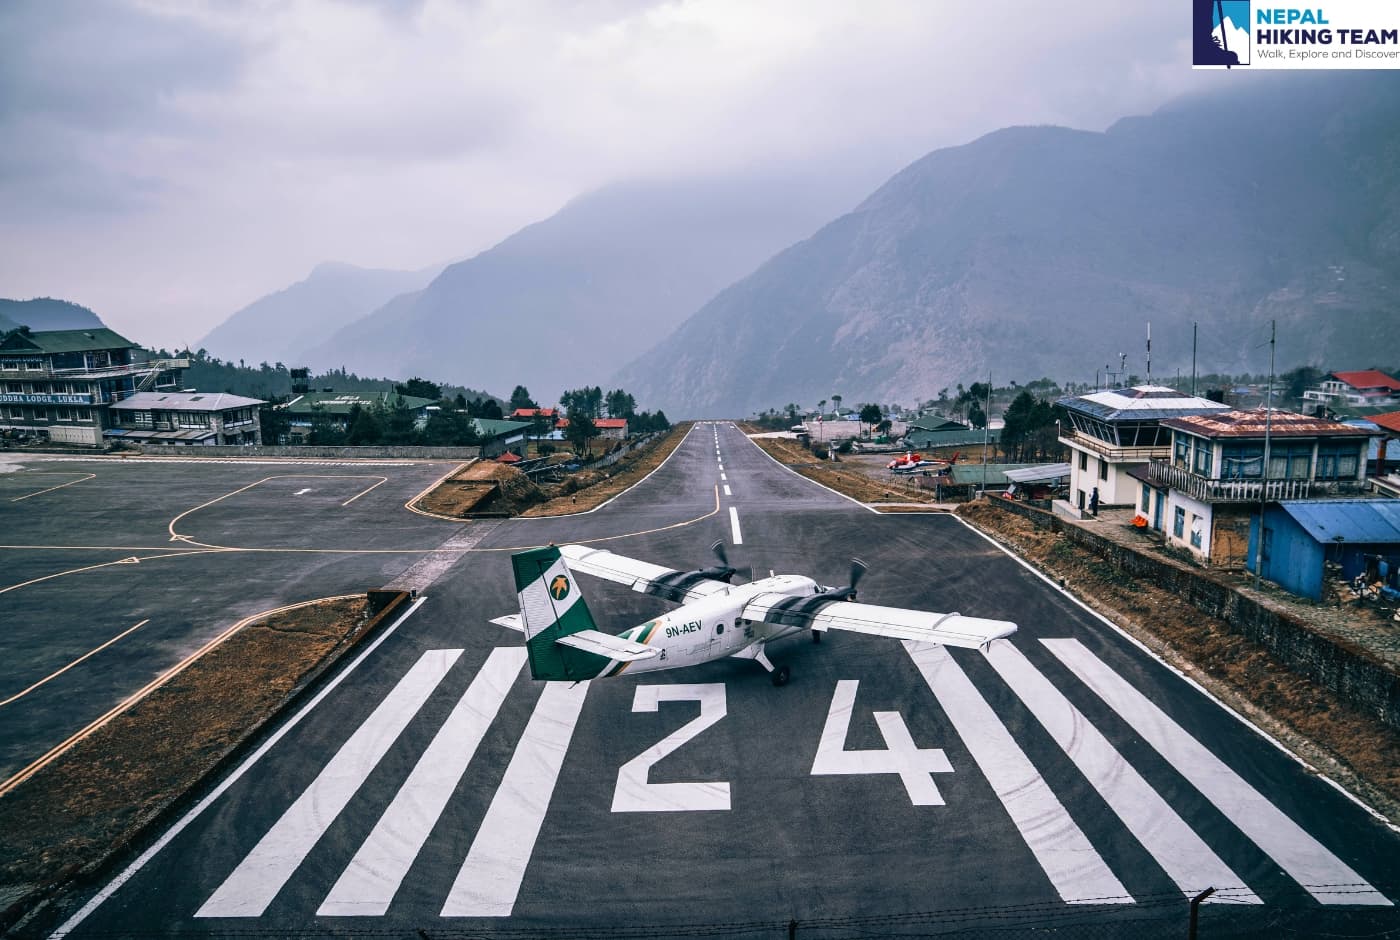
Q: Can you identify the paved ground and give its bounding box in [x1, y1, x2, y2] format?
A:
[0, 455, 466, 785]
[9, 431, 1400, 938]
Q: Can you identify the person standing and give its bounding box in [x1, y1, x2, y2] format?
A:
[1089, 487, 1100, 517]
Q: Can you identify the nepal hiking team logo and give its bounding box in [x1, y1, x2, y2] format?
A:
[549, 575, 571, 601]
[1195, 0, 1251, 65]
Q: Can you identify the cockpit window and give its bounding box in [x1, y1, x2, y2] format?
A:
[716, 623, 725, 634]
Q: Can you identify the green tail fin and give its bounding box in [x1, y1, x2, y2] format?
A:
[511, 546, 611, 681]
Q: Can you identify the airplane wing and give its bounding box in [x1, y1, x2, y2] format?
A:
[555, 629, 660, 662]
[490, 614, 524, 632]
[559, 544, 733, 604]
[740, 592, 1016, 649]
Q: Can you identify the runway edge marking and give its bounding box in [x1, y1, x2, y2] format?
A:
[950, 513, 1400, 834]
[47, 596, 429, 939]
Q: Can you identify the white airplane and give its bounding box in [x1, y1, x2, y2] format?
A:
[492, 543, 1017, 686]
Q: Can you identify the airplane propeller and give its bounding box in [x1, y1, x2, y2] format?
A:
[829, 558, 869, 601]
[706, 540, 750, 583]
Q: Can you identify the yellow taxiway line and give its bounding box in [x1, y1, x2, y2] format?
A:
[0, 594, 362, 798]
[0, 551, 223, 597]
[0, 619, 150, 709]
[8, 472, 96, 502]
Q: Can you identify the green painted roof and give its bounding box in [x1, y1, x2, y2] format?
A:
[280, 391, 437, 416]
[947, 463, 1040, 486]
[472, 418, 532, 439]
[0, 327, 138, 354]
[903, 427, 1001, 448]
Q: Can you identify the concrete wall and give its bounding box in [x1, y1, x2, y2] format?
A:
[979, 498, 1400, 730]
[138, 444, 482, 459]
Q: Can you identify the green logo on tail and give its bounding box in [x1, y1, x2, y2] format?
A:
[549, 574, 571, 600]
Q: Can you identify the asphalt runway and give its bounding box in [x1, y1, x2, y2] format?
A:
[19, 428, 1400, 938]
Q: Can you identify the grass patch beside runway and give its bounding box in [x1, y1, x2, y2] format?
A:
[957, 500, 1400, 825]
[0, 595, 378, 932]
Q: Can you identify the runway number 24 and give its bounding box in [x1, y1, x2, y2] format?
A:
[610, 681, 952, 813]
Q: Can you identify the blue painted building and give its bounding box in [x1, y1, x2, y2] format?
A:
[1252, 500, 1400, 600]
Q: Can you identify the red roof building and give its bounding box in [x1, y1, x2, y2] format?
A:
[1303, 370, 1400, 410]
[509, 407, 558, 420]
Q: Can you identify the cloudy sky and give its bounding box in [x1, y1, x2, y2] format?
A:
[1, 0, 1218, 346]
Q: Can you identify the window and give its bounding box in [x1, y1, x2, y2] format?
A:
[1268, 443, 1313, 480]
[1189, 514, 1203, 549]
[1173, 506, 1186, 538]
[1174, 435, 1190, 469]
[1079, 451, 1088, 472]
[1098, 459, 1108, 481]
[1316, 442, 1361, 480]
[1192, 438, 1212, 476]
[1221, 444, 1264, 479]
[1141, 484, 1150, 512]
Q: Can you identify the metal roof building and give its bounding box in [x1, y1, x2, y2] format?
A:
[1256, 499, 1400, 600]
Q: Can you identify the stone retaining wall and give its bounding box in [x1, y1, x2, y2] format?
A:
[980, 499, 1400, 730]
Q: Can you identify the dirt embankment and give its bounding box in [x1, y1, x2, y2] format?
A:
[745, 432, 945, 507]
[957, 500, 1400, 822]
[414, 426, 692, 520]
[415, 460, 546, 517]
[0, 595, 378, 933]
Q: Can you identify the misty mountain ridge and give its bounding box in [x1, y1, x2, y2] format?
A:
[297, 172, 869, 401]
[197, 260, 444, 369]
[616, 73, 1400, 417]
[0, 298, 105, 333]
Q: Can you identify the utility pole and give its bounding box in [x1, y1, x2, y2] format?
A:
[981, 375, 992, 497]
[1191, 321, 1198, 397]
[1253, 320, 1276, 589]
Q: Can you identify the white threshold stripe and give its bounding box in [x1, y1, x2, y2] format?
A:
[904, 641, 1130, 904]
[723, 485, 732, 497]
[317, 648, 528, 916]
[720, 473, 727, 481]
[197, 648, 463, 918]
[728, 507, 743, 545]
[1043, 639, 1391, 906]
[441, 680, 590, 917]
[983, 643, 1260, 904]
[49, 597, 428, 939]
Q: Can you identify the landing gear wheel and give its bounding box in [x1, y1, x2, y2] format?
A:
[772, 665, 791, 687]
[813, 631, 822, 644]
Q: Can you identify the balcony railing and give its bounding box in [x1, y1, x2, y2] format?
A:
[1058, 427, 1169, 463]
[0, 358, 190, 380]
[1147, 458, 1368, 502]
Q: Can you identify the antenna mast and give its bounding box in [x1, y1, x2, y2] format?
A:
[1146, 321, 1152, 385]
[1253, 320, 1276, 589]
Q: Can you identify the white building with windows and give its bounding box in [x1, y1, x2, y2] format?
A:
[1, 328, 188, 446]
[1146, 409, 1375, 566]
[1055, 386, 1229, 518]
[108, 392, 266, 445]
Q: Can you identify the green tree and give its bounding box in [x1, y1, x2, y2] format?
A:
[605, 388, 637, 419]
[421, 410, 479, 446]
[967, 401, 987, 430]
[859, 403, 883, 436]
[395, 377, 441, 401]
[565, 412, 598, 455]
[509, 385, 537, 412]
[345, 404, 382, 445]
[381, 402, 419, 445]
